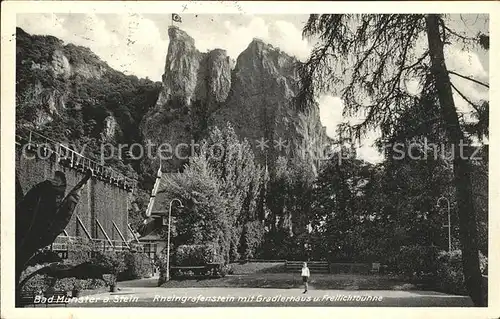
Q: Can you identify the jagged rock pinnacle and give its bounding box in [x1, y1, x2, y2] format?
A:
[142, 27, 328, 173]
[168, 26, 196, 49]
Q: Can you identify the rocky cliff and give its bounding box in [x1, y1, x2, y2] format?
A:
[16, 28, 108, 129]
[142, 26, 328, 173]
[16, 27, 161, 178]
[16, 26, 329, 181]
[142, 27, 233, 169]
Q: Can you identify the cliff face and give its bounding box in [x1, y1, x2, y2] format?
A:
[16, 28, 108, 129]
[142, 28, 232, 169]
[213, 38, 311, 167]
[154, 28, 232, 108]
[16, 26, 328, 179]
[143, 26, 328, 173]
[16, 27, 161, 179]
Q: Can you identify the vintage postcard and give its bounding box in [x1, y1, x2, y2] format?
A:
[1, 1, 499, 318]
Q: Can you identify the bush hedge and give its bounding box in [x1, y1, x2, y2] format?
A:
[53, 278, 107, 292]
[395, 247, 488, 296]
[21, 274, 51, 293]
[435, 250, 488, 295]
[396, 245, 439, 280]
[119, 251, 153, 280]
[173, 243, 220, 266]
[21, 274, 107, 293]
[155, 245, 228, 284]
[170, 263, 229, 280]
[20, 250, 153, 293]
[90, 250, 126, 275]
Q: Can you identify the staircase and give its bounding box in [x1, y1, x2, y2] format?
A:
[285, 261, 329, 274]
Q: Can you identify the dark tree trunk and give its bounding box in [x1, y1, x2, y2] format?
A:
[425, 14, 485, 306]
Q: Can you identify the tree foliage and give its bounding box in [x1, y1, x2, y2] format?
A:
[160, 125, 267, 263]
[299, 14, 488, 305]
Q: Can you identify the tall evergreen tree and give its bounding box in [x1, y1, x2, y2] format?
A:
[161, 124, 266, 262]
[299, 14, 488, 305]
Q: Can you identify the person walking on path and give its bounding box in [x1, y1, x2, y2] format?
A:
[301, 262, 310, 293]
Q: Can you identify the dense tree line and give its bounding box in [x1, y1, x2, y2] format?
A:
[298, 13, 489, 306]
[159, 124, 267, 261]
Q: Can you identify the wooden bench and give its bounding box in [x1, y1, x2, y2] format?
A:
[370, 262, 381, 273]
[285, 261, 330, 273]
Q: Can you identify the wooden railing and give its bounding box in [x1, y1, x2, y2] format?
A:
[16, 128, 135, 192]
[285, 260, 329, 273]
[49, 235, 144, 256]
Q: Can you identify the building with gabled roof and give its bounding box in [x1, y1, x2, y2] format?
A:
[137, 169, 184, 272]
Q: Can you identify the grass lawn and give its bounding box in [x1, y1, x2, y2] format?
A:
[229, 262, 285, 274]
[160, 272, 416, 291]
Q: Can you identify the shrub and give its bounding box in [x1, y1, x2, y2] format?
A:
[479, 251, 488, 274]
[435, 250, 488, 295]
[119, 251, 153, 280]
[204, 263, 226, 278]
[19, 264, 52, 292]
[90, 251, 126, 275]
[239, 221, 265, 260]
[81, 278, 107, 290]
[155, 254, 169, 286]
[53, 278, 78, 292]
[154, 253, 166, 270]
[174, 243, 220, 266]
[169, 263, 227, 280]
[220, 264, 232, 277]
[225, 264, 234, 275]
[66, 238, 94, 264]
[21, 274, 107, 293]
[397, 245, 440, 279]
[172, 269, 196, 279]
[21, 274, 51, 293]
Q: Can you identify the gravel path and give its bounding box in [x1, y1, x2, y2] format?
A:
[53, 287, 472, 307]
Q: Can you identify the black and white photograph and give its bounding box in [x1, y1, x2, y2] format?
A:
[1, 1, 498, 317]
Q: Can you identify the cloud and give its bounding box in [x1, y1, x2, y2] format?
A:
[317, 95, 344, 138]
[184, 16, 312, 61]
[444, 45, 489, 120]
[17, 13, 68, 41]
[445, 45, 488, 79]
[17, 14, 311, 81]
[17, 13, 169, 80]
[268, 20, 311, 60]
[181, 17, 268, 60]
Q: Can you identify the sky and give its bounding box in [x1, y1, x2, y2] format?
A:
[17, 13, 489, 163]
